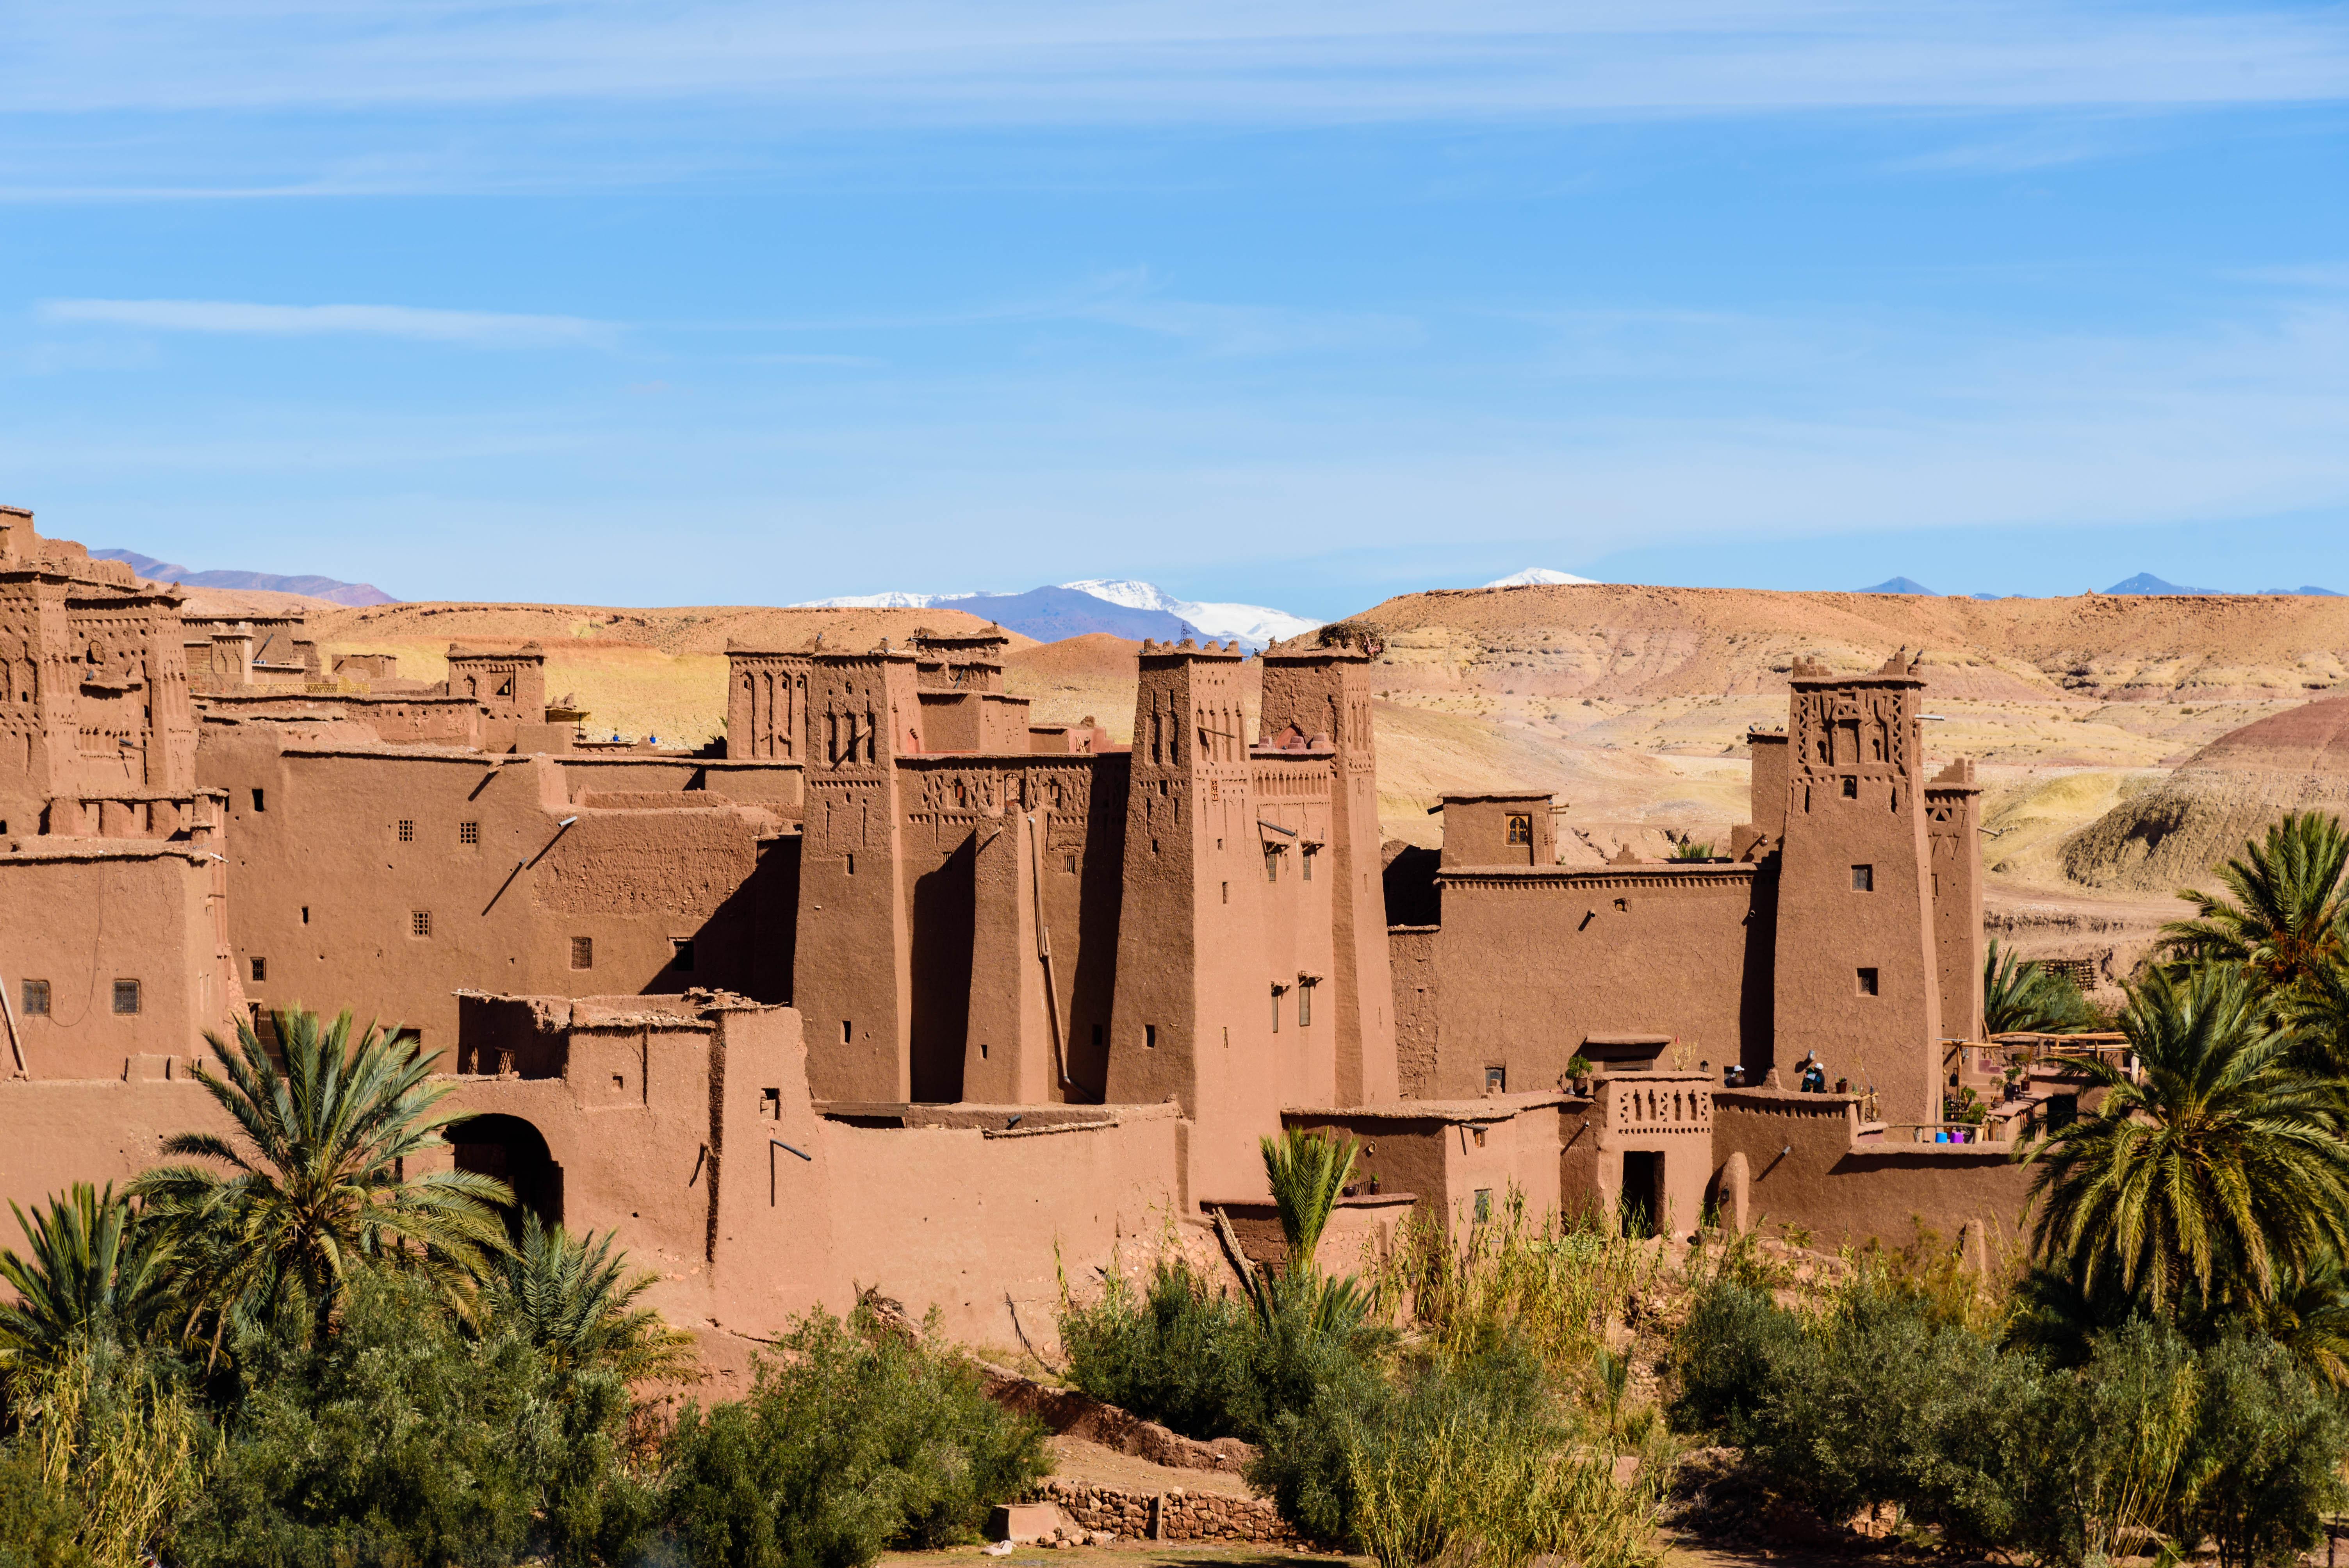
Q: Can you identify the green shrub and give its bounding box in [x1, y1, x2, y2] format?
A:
[2176, 1332, 2347, 1568]
[659, 1306, 1048, 1568]
[1665, 1279, 1801, 1445]
[1060, 1258, 1262, 1439]
[0, 1450, 89, 1568]
[168, 1267, 651, 1568]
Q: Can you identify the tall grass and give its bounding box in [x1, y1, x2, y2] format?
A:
[12, 1336, 203, 1568]
[1367, 1190, 1666, 1388]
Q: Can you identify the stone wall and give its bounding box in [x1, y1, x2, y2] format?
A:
[1028, 1479, 1299, 1545]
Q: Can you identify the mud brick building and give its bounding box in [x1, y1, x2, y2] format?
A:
[0, 506, 2028, 1346]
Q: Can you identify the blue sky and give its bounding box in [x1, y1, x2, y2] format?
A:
[2, 3, 2345, 619]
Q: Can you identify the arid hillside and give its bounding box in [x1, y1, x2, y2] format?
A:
[2061, 697, 2349, 895]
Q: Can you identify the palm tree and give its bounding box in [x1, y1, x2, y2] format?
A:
[0, 1184, 170, 1372]
[132, 1008, 513, 1346]
[1984, 940, 2099, 1034]
[2279, 952, 2349, 1078]
[1261, 1126, 1359, 1276]
[485, 1212, 694, 1383]
[2160, 811, 2349, 995]
[2021, 963, 2349, 1315]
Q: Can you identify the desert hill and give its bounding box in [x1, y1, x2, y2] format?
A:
[1337, 581, 2349, 705]
[2060, 697, 2349, 894]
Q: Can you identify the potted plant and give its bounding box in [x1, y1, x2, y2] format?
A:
[1565, 1054, 1595, 1095]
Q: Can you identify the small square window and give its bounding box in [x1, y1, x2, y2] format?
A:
[251, 788, 266, 812]
[1852, 864, 1874, 892]
[250, 957, 267, 983]
[1271, 989, 1282, 1033]
[391, 1028, 422, 1049]
[20, 980, 49, 1017]
[1299, 982, 1314, 1028]
[459, 821, 479, 846]
[1303, 848, 1315, 882]
[1265, 850, 1280, 883]
[1613, 897, 1628, 914]
[412, 910, 433, 939]
[1063, 853, 1077, 873]
[570, 936, 593, 970]
[397, 819, 415, 843]
[670, 939, 695, 973]
[111, 980, 141, 1016]
[1857, 967, 1880, 996]
[1485, 1065, 1507, 1093]
[1472, 1127, 1486, 1148]
[1474, 1188, 1493, 1222]
[1145, 1024, 1158, 1049]
[1841, 777, 1859, 799]
[496, 675, 514, 698]
[841, 1019, 853, 1044]
[846, 852, 855, 876]
[1506, 813, 1532, 845]
[1221, 881, 1228, 905]
[761, 1087, 781, 1118]
[300, 906, 310, 925]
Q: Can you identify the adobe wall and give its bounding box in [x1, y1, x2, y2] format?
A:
[1710, 1088, 2034, 1251]
[201, 729, 795, 1050]
[1285, 1096, 1564, 1234]
[0, 846, 243, 1082]
[448, 996, 1191, 1346]
[891, 756, 1123, 1107]
[0, 1077, 229, 1224]
[1387, 926, 1439, 1097]
[1584, 1071, 1715, 1238]
[1428, 866, 1765, 1098]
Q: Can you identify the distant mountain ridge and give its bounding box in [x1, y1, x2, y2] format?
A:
[94, 548, 398, 607]
[1860, 577, 1935, 595]
[797, 579, 1315, 649]
[2106, 572, 2221, 595]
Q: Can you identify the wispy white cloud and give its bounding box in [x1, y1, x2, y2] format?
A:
[37, 298, 615, 346]
[7, 2, 2346, 122]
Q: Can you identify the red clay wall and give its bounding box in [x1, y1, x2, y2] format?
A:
[1, 847, 241, 1082]
[202, 727, 795, 1052]
[1429, 867, 1764, 1098]
[1387, 926, 1439, 1098]
[1711, 1088, 2034, 1251]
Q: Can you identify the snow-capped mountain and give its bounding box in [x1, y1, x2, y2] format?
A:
[793, 580, 1317, 651]
[1059, 579, 1321, 648]
[794, 590, 990, 609]
[1483, 567, 1601, 588]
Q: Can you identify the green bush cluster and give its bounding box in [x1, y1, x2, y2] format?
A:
[1672, 1270, 2348, 1568]
[663, 1308, 1048, 1568]
[1062, 1135, 1663, 1568]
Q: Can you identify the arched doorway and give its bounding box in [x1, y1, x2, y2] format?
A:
[447, 1114, 563, 1237]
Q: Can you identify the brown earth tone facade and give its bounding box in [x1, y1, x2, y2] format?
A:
[0, 508, 2036, 1345]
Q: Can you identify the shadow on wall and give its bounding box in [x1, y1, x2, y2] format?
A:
[449, 1112, 563, 1237]
[1382, 843, 1441, 927]
[661, 834, 800, 1007]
